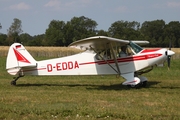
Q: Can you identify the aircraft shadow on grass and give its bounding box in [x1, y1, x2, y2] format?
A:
[16, 81, 163, 90]
[87, 81, 162, 90]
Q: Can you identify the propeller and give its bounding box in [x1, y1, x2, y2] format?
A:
[167, 53, 171, 69]
[168, 40, 171, 69]
[166, 39, 174, 69]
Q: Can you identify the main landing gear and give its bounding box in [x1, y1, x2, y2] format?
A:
[11, 75, 24, 86]
[128, 67, 153, 88]
[126, 76, 148, 89]
[127, 81, 147, 89]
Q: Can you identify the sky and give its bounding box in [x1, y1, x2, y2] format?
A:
[0, 0, 180, 36]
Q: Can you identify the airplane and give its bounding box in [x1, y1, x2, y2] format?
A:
[6, 36, 175, 87]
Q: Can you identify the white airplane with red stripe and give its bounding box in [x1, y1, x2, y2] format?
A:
[6, 36, 175, 87]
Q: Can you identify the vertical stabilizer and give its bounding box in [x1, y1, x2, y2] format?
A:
[6, 43, 37, 75]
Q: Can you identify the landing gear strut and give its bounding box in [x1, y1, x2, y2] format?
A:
[11, 75, 23, 86]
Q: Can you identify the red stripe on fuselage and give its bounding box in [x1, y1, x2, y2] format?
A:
[140, 49, 161, 53]
[79, 54, 162, 66]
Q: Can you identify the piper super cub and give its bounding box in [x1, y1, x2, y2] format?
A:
[6, 36, 175, 87]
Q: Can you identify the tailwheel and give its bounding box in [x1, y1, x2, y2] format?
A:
[11, 80, 16, 86]
[10, 75, 23, 86]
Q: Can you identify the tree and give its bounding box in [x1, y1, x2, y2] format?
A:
[28, 34, 45, 46]
[164, 21, 180, 47]
[44, 16, 98, 46]
[0, 34, 7, 46]
[108, 20, 141, 39]
[140, 20, 166, 47]
[45, 20, 66, 46]
[96, 30, 109, 36]
[6, 18, 23, 45]
[19, 33, 32, 45]
[69, 16, 97, 42]
[63, 21, 75, 46]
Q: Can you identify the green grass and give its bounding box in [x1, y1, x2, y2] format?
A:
[0, 57, 180, 120]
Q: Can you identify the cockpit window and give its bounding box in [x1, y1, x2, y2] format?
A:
[95, 41, 143, 60]
[129, 41, 143, 54]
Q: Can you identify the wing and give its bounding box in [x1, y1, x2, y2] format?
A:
[69, 36, 149, 51]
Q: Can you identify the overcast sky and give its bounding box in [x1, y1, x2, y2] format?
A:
[0, 0, 180, 36]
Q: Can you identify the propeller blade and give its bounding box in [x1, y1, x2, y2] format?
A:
[167, 55, 171, 69]
[166, 50, 175, 70]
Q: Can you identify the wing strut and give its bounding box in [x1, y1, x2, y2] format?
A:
[90, 46, 119, 74]
[110, 43, 121, 75]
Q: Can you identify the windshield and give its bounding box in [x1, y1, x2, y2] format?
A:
[129, 41, 143, 54]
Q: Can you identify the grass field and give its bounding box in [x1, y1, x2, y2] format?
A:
[0, 56, 180, 119]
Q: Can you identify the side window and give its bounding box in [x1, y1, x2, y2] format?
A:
[103, 49, 111, 60]
[127, 45, 134, 55]
[95, 49, 112, 60]
[118, 45, 134, 57]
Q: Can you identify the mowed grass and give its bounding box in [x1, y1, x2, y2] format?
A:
[0, 56, 180, 120]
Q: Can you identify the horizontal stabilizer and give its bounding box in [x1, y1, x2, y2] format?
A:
[7, 68, 21, 75]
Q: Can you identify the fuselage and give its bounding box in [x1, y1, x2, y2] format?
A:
[22, 48, 171, 76]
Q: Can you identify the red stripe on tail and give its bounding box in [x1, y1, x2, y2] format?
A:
[13, 48, 31, 63]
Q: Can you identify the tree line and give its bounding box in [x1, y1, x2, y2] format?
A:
[0, 16, 180, 47]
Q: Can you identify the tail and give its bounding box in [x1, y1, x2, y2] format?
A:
[6, 43, 37, 75]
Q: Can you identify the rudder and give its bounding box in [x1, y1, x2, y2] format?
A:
[6, 43, 37, 75]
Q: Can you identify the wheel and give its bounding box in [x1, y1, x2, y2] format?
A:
[130, 85, 136, 88]
[11, 80, 16, 86]
[141, 81, 147, 87]
[127, 84, 138, 88]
